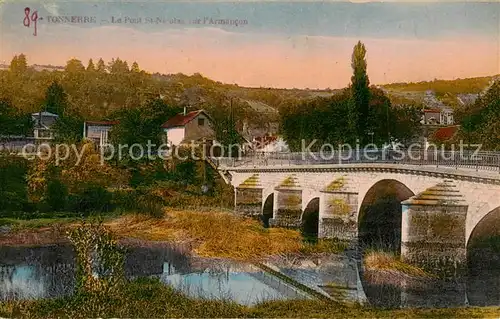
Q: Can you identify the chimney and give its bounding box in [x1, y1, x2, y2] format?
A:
[183, 106, 187, 116]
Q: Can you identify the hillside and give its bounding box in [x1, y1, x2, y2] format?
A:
[382, 75, 499, 108]
[1, 58, 497, 138]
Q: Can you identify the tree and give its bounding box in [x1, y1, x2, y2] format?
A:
[65, 58, 85, 74]
[87, 59, 96, 72]
[131, 62, 140, 73]
[52, 114, 84, 143]
[111, 98, 180, 157]
[0, 98, 33, 136]
[9, 54, 28, 74]
[389, 103, 422, 145]
[108, 58, 129, 74]
[350, 41, 371, 143]
[96, 58, 106, 73]
[44, 81, 67, 115]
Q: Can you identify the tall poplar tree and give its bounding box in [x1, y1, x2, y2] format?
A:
[350, 41, 371, 144]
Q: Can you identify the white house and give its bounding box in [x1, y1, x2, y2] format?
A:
[161, 109, 215, 146]
[83, 120, 119, 146]
[422, 109, 454, 126]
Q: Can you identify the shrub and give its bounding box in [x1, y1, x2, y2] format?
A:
[135, 193, 165, 218]
[68, 185, 113, 213]
[0, 156, 29, 212]
[46, 179, 68, 212]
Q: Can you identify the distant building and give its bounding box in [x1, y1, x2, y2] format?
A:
[83, 120, 119, 147]
[161, 109, 215, 146]
[253, 135, 289, 153]
[32, 111, 59, 140]
[422, 108, 454, 126]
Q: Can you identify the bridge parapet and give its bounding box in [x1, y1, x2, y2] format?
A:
[214, 150, 500, 175]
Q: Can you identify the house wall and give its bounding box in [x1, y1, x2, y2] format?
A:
[183, 113, 215, 142]
[424, 112, 441, 124]
[165, 127, 185, 146]
[85, 125, 114, 145]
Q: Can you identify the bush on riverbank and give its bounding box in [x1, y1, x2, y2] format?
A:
[364, 250, 430, 278]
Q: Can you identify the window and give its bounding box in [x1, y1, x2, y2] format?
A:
[198, 118, 205, 126]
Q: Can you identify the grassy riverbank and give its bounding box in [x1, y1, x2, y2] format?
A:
[0, 211, 499, 318]
[0, 209, 346, 260]
[0, 278, 498, 318]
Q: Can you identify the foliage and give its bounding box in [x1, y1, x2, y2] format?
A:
[9, 54, 27, 74]
[388, 103, 422, 145]
[44, 81, 67, 115]
[0, 98, 33, 136]
[350, 41, 371, 143]
[0, 156, 29, 212]
[110, 97, 180, 155]
[46, 178, 69, 212]
[280, 85, 416, 149]
[383, 75, 496, 95]
[67, 222, 126, 316]
[279, 90, 353, 151]
[454, 81, 500, 150]
[1, 276, 500, 318]
[109, 210, 303, 260]
[52, 113, 84, 143]
[364, 250, 431, 278]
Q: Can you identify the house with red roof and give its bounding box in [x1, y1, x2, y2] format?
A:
[431, 125, 459, 142]
[161, 109, 215, 146]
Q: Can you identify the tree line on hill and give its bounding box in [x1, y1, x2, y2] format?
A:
[279, 41, 422, 150]
[0, 54, 250, 147]
[1, 48, 498, 152]
[452, 81, 500, 150]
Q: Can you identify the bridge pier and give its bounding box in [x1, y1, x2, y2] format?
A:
[234, 174, 263, 217]
[319, 177, 358, 245]
[401, 181, 468, 275]
[270, 175, 303, 228]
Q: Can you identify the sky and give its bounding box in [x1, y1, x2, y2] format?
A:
[0, 1, 498, 89]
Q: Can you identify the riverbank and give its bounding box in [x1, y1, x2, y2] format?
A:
[0, 209, 346, 260]
[0, 278, 498, 318]
[1, 211, 499, 317]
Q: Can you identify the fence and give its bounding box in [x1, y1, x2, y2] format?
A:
[212, 150, 500, 173]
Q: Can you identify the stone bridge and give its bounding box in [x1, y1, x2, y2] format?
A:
[214, 151, 500, 271]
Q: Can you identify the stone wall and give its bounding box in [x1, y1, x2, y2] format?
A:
[319, 191, 358, 241]
[271, 189, 303, 228]
[401, 182, 468, 274]
[235, 187, 263, 217]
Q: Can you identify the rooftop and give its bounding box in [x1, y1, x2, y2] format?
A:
[31, 111, 59, 117]
[85, 120, 120, 126]
[432, 125, 459, 141]
[161, 110, 206, 129]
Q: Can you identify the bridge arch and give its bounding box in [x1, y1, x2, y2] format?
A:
[261, 192, 274, 228]
[465, 189, 500, 246]
[358, 179, 415, 252]
[467, 206, 500, 259]
[466, 206, 500, 305]
[301, 197, 320, 239]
